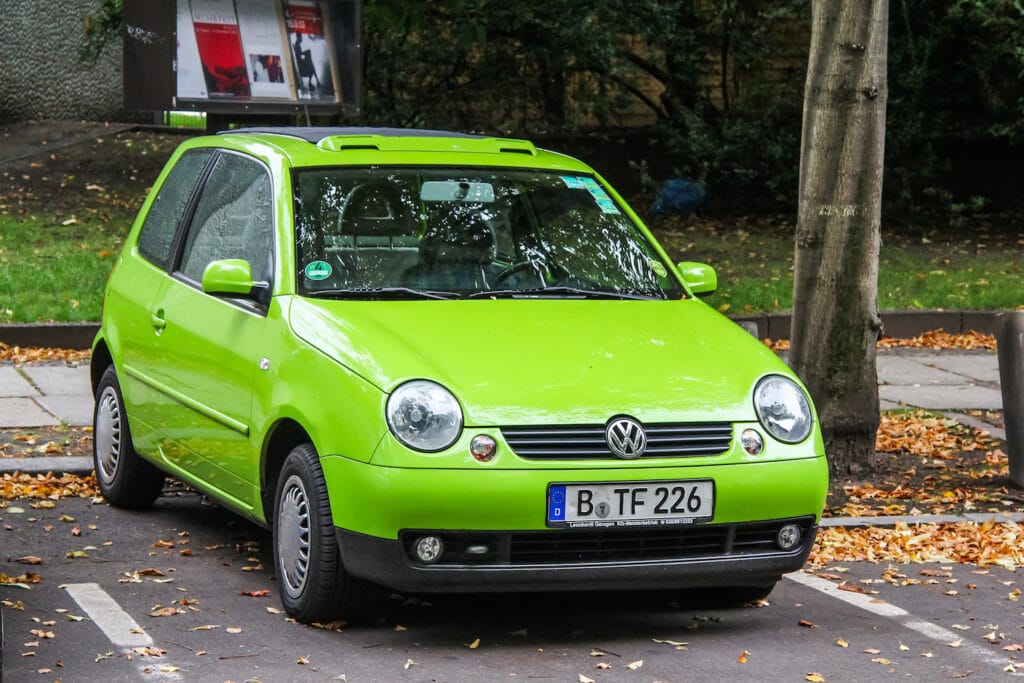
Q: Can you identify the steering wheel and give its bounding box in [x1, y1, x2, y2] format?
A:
[491, 261, 547, 288]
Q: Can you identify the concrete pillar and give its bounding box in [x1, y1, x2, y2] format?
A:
[997, 311, 1024, 488]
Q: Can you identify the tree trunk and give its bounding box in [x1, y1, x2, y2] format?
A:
[791, 1, 888, 477]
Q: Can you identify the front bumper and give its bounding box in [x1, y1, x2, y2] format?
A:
[320, 454, 827, 592]
[337, 517, 818, 593]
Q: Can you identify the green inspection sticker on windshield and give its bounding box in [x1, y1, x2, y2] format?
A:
[305, 260, 333, 281]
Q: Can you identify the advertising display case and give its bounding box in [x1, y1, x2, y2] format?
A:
[124, 0, 361, 117]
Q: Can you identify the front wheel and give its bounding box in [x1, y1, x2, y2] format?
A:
[92, 366, 164, 509]
[273, 444, 370, 623]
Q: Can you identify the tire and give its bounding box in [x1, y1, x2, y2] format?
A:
[93, 366, 164, 509]
[273, 443, 369, 623]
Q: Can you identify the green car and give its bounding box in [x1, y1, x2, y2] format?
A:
[92, 127, 828, 622]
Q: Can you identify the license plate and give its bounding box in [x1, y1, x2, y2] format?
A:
[547, 480, 714, 528]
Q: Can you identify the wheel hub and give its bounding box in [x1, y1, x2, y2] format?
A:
[277, 475, 312, 598]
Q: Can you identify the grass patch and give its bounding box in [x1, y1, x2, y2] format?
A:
[0, 215, 127, 322]
[651, 216, 1023, 315]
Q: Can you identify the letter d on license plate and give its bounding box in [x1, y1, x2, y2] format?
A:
[547, 480, 714, 528]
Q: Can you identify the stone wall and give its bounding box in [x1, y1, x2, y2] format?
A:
[0, 0, 126, 123]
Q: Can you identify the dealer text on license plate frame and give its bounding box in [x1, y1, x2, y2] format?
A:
[546, 479, 715, 528]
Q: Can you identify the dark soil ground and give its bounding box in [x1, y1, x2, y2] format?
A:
[1, 125, 182, 220]
[825, 410, 1023, 517]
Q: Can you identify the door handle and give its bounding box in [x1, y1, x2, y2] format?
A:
[150, 309, 166, 331]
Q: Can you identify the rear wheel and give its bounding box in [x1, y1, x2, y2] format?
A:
[273, 443, 370, 623]
[92, 366, 164, 509]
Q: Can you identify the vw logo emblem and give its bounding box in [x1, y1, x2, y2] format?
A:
[606, 417, 647, 459]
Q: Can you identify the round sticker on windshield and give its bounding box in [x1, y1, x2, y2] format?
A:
[650, 260, 668, 278]
[305, 260, 333, 281]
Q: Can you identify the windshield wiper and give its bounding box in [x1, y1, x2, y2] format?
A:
[466, 286, 661, 300]
[306, 287, 458, 300]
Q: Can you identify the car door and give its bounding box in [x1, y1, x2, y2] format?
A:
[143, 151, 275, 512]
[114, 148, 215, 457]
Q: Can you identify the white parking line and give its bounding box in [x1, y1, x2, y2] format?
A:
[63, 583, 152, 648]
[787, 572, 1023, 676]
[64, 582, 184, 680]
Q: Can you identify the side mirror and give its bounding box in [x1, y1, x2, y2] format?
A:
[677, 261, 717, 297]
[201, 259, 268, 300]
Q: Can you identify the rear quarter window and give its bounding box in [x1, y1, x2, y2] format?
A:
[137, 149, 214, 269]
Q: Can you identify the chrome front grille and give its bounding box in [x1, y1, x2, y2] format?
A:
[501, 422, 733, 460]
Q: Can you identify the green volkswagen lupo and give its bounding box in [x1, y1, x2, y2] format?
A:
[92, 127, 828, 622]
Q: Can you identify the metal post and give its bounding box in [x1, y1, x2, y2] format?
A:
[997, 311, 1024, 488]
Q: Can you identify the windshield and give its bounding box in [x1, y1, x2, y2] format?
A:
[293, 168, 683, 299]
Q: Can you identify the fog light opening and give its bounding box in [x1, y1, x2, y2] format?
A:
[777, 523, 802, 550]
[741, 429, 764, 456]
[470, 434, 497, 462]
[414, 535, 444, 563]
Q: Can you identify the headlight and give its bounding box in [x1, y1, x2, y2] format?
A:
[753, 376, 813, 444]
[386, 380, 463, 452]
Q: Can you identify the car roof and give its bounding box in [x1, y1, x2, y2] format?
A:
[223, 127, 487, 143]
[199, 126, 593, 174]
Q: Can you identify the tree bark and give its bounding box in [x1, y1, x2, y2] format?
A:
[791, 1, 888, 477]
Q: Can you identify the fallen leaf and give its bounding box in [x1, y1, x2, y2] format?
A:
[898, 642, 910, 651]
[738, 650, 750, 664]
[148, 607, 179, 618]
[806, 674, 826, 682]
[872, 657, 892, 664]
[466, 638, 480, 649]
[14, 556, 43, 565]
[226, 627, 243, 634]
[404, 659, 416, 670]
[239, 590, 270, 597]
[189, 624, 220, 631]
[948, 639, 963, 648]
[579, 675, 595, 683]
[596, 662, 612, 670]
[836, 638, 849, 648]
[799, 619, 817, 628]
[65, 550, 88, 559]
[627, 660, 644, 670]
[297, 656, 309, 665]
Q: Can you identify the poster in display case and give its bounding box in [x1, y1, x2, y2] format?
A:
[124, 0, 361, 116]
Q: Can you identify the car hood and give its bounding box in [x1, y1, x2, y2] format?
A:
[288, 297, 793, 426]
